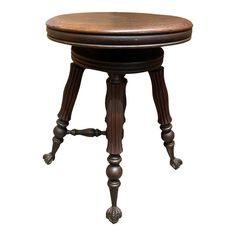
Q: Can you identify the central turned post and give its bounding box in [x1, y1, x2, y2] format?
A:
[105, 74, 127, 223]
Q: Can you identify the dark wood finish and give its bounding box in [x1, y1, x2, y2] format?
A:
[43, 119, 68, 165]
[105, 74, 127, 223]
[105, 74, 127, 154]
[43, 63, 84, 164]
[47, 28, 192, 49]
[72, 46, 164, 73]
[149, 67, 182, 169]
[46, 12, 192, 49]
[161, 124, 182, 169]
[44, 11, 192, 223]
[57, 63, 84, 121]
[67, 128, 106, 137]
[106, 154, 122, 224]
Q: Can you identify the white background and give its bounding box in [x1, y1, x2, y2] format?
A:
[0, 0, 236, 235]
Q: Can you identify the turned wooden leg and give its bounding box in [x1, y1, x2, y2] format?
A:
[105, 74, 127, 223]
[149, 66, 182, 170]
[43, 63, 84, 164]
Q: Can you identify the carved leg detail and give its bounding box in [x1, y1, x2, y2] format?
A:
[161, 124, 182, 169]
[43, 63, 84, 165]
[106, 154, 122, 223]
[43, 119, 68, 164]
[105, 74, 127, 223]
[149, 67, 182, 169]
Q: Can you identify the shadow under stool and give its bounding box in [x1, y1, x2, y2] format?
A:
[43, 12, 193, 224]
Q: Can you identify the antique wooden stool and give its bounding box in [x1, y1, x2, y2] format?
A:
[43, 12, 192, 223]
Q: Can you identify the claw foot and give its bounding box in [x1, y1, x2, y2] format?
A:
[170, 158, 183, 170]
[106, 206, 122, 224]
[43, 152, 55, 165]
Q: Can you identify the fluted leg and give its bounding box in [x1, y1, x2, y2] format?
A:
[149, 67, 182, 169]
[105, 74, 127, 223]
[43, 63, 84, 164]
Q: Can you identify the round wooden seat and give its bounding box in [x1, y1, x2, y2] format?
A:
[46, 12, 192, 49]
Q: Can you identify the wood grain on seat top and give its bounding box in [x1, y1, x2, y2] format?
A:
[46, 12, 192, 35]
[46, 12, 192, 48]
